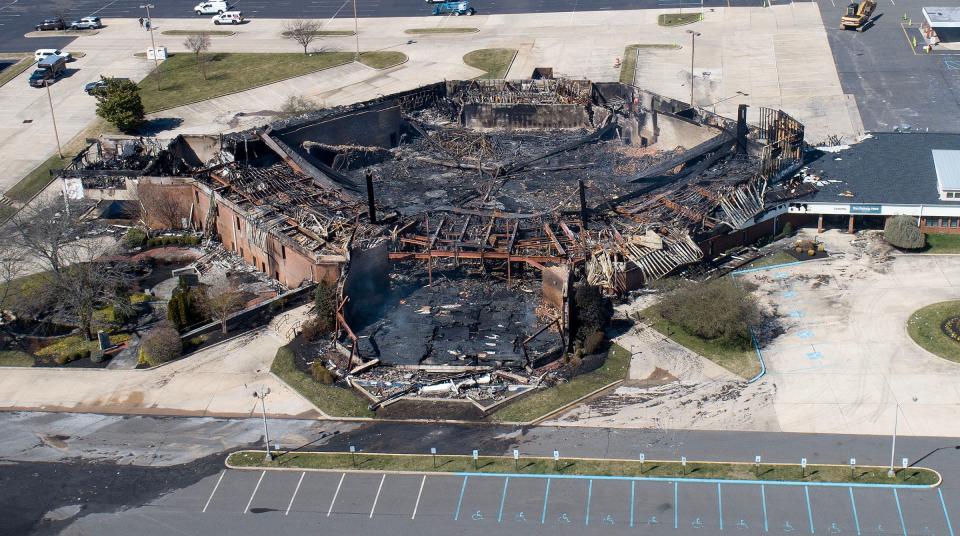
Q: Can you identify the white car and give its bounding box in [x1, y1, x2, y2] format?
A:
[212, 11, 243, 24]
[194, 1, 228, 15]
[34, 49, 72, 62]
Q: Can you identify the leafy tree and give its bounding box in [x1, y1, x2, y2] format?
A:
[94, 77, 145, 132]
[654, 277, 761, 349]
[138, 321, 182, 367]
[313, 280, 337, 333]
[166, 285, 206, 330]
[884, 215, 926, 250]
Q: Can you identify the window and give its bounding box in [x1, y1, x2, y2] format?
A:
[281, 245, 286, 260]
[929, 218, 940, 228]
[194, 190, 200, 202]
[952, 218, 959, 228]
[262, 262, 266, 272]
[236, 216, 241, 230]
[240, 247, 245, 258]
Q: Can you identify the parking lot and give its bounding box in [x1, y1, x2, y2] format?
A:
[99, 466, 956, 536]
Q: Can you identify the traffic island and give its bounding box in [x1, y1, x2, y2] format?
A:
[907, 300, 960, 363]
[658, 13, 703, 27]
[226, 451, 940, 486]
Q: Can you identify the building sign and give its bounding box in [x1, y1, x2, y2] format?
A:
[850, 204, 881, 214]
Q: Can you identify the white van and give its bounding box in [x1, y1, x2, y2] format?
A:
[34, 49, 72, 62]
[194, 1, 227, 15]
[212, 11, 243, 24]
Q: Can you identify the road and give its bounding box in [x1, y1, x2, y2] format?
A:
[3, 412, 960, 535]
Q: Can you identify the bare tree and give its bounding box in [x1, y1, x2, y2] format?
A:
[279, 95, 322, 118]
[199, 279, 246, 334]
[183, 32, 212, 80]
[138, 181, 182, 230]
[283, 19, 322, 55]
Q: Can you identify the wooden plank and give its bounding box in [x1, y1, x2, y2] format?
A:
[543, 223, 566, 256]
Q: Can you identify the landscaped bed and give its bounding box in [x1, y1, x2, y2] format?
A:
[226, 451, 939, 486]
[907, 300, 960, 363]
[271, 344, 374, 418]
[463, 48, 517, 79]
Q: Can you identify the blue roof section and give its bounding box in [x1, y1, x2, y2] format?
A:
[798, 133, 960, 206]
[932, 149, 960, 190]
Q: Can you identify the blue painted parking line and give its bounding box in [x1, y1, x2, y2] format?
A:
[893, 489, 907, 536]
[674, 481, 679, 529]
[761, 484, 769, 532]
[805, 486, 815, 534]
[541, 478, 551, 525]
[940, 489, 956, 536]
[718, 483, 724, 530]
[498, 477, 509, 522]
[454, 476, 468, 521]
[585, 479, 592, 525]
[630, 481, 635, 528]
[849, 487, 861, 536]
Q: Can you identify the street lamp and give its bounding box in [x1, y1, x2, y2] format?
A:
[140, 4, 161, 90]
[352, 0, 360, 61]
[888, 401, 903, 477]
[708, 90, 748, 114]
[44, 81, 63, 159]
[686, 30, 701, 108]
[253, 386, 273, 461]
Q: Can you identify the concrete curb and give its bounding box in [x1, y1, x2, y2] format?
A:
[524, 379, 624, 426]
[224, 450, 942, 489]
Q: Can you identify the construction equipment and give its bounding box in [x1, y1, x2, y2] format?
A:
[841, 0, 876, 31]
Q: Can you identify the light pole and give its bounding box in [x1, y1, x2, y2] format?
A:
[686, 30, 701, 108]
[352, 0, 360, 61]
[888, 402, 902, 477]
[45, 81, 63, 159]
[708, 90, 748, 114]
[253, 386, 273, 461]
[140, 4, 161, 90]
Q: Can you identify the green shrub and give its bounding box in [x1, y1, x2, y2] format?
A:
[300, 316, 327, 341]
[654, 277, 760, 349]
[55, 355, 70, 365]
[138, 322, 182, 367]
[167, 286, 206, 330]
[94, 77, 145, 132]
[313, 281, 337, 334]
[312, 361, 335, 384]
[124, 228, 147, 248]
[884, 215, 926, 250]
[781, 221, 794, 237]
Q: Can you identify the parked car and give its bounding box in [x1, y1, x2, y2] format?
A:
[84, 77, 130, 95]
[35, 18, 66, 31]
[194, 1, 228, 15]
[29, 55, 67, 88]
[212, 11, 243, 24]
[432, 1, 475, 16]
[34, 49, 73, 62]
[69, 16, 102, 30]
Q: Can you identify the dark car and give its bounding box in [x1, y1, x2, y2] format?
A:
[29, 55, 67, 87]
[84, 77, 129, 95]
[35, 18, 66, 31]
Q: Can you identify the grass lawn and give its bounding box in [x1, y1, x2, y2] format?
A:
[463, 48, 517, 80]
[35, 333, 131, 360]
[925, 233, 960, 254]
[487, 343, 630, 423]
[138, 52, 406, 112]
[271, 345, 374, 418]
[907, 300, 960, 363]
[641, 306, 759, 379]
[280, 30, 355, 36]
[405, 27, 478, 34]
[619, 44, 680, 85]
[0, 350, 34, 367]
[160, 30, 235, 36]
[0, 54, 34, 88]
[658, 13, 703, 26]
[5, 153, 68, 204]
[226, 451, 938, 485]
[738, 250, 799, 271]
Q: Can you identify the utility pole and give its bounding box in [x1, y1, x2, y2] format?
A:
[45, 81, 63, 159]
[687, 30, 701, 108]
[253, 387, 273, 461]
[140, 3, 161, 90]
[888, 402, 901, 477]
[352, 0, 360, 61]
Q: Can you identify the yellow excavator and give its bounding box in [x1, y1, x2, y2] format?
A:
[841, 0, 876, 31]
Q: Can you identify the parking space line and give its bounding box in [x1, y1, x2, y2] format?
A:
[674, 481, 679, 529]
[940, 489, 956, 536]
[541, 478, 551, 525]
[285, 472, 305, 516]
[630, 481, 635, 528]
[805, 486, 815, 534]
[412, 475, 426, 520]
[893, 489, 907, 536]
[498, 477, 509, 522]
[585, 479, 592, 525]
[718, 483, 724, 530]
[761, 484, 768, 532]
[454, 476, 468, 521]
[243, 471, 265, 514]
[849, 488, 861, 536]
[201, 470, 225, 513]
[327, 473, 344, 517]
[369, 474, 385, 518]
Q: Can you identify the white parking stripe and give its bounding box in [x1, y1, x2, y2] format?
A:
[243, 471, 265, 514]
[327, 473, 345, 517]
[412, 475, 426, 519]
[369, 474, 386, 518]
[285, 472, 306, 516]
[201, 470, 226, 513]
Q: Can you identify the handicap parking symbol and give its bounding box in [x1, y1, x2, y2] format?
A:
[783, 521, 796, 533]
[829, 522, 842, 533]
[515, 512, 527, 522]
[602, 514, 615, 525]
[472, 511, 484, 521]
[647, 515, 660, 526]
[737, 520, 749, 530]
[945, 59, 960, 70]
[557, 513, 571, 524]
[789, 310, 805, 318]
[783, 290, 797, 299]
[692, 518, 705, 529]
[797, 330, 813, 339]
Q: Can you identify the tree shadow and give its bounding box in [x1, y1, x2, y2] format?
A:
[138, 117, 184, 136]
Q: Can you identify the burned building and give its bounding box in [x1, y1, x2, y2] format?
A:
[67, 79, 804, 413]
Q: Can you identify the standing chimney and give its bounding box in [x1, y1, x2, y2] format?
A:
[365, 170, 376, 224]
[578, 179, 589, 231]
[736, 104, 749, 155]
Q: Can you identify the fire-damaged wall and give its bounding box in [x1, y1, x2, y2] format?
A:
[342, 242, 391, 330]
[461, 104, 591, 129]
[273, 101, 404, 149]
